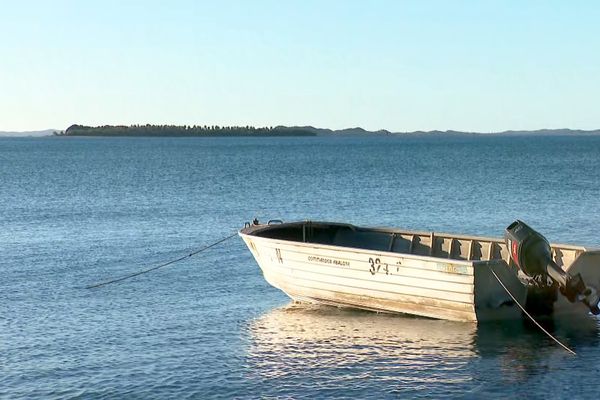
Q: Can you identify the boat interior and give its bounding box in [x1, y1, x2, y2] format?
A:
[248, 221, 583, 268]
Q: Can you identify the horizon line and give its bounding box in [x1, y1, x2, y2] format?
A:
[2, 125, 600, 136]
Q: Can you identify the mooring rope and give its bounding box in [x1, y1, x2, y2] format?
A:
[85, 232, 238, 289]
[490, 267, 576, 356]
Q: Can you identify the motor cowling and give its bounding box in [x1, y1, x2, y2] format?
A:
[505, 220, 600, 315]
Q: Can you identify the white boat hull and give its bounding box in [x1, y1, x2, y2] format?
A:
[240, 224, 529, 322]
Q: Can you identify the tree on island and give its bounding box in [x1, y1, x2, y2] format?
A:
[60, 124, 317, 137]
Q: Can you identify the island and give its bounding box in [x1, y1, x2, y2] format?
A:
[59, 124, 317, 137]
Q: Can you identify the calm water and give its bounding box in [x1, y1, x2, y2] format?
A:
[2, 135, 600, 399]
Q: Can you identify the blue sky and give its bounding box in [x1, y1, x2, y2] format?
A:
[1, 0, 599, 132]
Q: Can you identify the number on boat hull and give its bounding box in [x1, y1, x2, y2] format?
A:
[369, 257, 389, 275]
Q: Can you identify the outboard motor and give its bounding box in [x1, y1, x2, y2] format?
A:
[505, 220, 600, 315]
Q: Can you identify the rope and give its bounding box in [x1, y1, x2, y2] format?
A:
[490, 267, 576, 356]
[85, 232, 238, 289]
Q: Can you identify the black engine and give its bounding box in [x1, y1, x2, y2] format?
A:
[505, 220, 600, 315]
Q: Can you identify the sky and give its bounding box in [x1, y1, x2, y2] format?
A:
[1, 0, 599, 132]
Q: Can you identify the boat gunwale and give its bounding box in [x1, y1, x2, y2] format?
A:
[239, 220, 600, 252]
[239, 221, 593, 263]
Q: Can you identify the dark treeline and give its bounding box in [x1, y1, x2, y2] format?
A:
[60, 124, 317, 137]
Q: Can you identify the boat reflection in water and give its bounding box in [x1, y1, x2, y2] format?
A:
[246, 302, 478, 396]
[245, 302, 600, 397]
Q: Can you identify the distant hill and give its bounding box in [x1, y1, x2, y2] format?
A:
[276, 126, 394, 136]
[0, 129, 61, 137]
[281, 126, 600, 137]
[493, 129, 600, 136]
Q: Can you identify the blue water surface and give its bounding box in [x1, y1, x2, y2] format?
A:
[1, 135, 600, 399]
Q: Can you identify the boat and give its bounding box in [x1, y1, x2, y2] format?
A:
[239, 219, 600, 322]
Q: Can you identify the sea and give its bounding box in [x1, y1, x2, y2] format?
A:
[2, 135, 600, 399]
